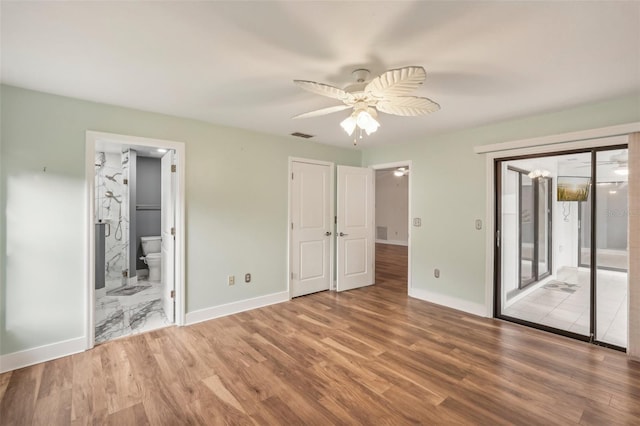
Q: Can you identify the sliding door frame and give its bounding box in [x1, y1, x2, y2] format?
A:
[494, 144, 628, 351]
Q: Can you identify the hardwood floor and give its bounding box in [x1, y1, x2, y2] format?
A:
[2, 243, 640, 425]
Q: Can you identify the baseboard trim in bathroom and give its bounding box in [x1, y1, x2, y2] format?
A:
[0, 337, 86, 373]
[185, 291, 290, 326]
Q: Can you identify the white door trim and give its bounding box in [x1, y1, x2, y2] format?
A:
[85, 131, 186, 350]
[371, 161, 413, 295]
[287, 157, 335, 296]
[482, 134, 629, 318]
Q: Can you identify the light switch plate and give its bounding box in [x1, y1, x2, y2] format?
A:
[475, 219, 482, 230]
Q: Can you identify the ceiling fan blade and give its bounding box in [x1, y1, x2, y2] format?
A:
[365, 66, 427, 99]
[292, 104, 351, 119]
[294, 80, 355, 104]
[376, 96, 440, 116]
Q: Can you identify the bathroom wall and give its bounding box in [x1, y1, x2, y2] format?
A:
[135, 156, 162, 272]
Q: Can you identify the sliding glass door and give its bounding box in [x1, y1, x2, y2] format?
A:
[495, 146, 629, 350]
[507, 168, 551, 290]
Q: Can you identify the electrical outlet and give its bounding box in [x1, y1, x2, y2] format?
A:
[413, 217, 422, 227]
[245, 273, 251, 283]
[228, 275, 235, 286]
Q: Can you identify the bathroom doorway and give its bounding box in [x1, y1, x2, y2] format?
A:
[86, 131, 185, 348]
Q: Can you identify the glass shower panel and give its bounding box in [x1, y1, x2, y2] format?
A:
[595, 149, 628, 348]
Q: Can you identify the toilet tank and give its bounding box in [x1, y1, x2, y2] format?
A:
[140, 236, 161, 255]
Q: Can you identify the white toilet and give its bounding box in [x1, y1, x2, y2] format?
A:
[140, 236, 162, 282]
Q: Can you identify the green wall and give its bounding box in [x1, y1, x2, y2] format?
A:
[361, 94, 640, 309]
[2, 83, 638, 358]
[0, 85, 361, 355]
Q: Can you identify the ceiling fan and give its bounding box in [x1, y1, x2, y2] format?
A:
[575, 151, 629, 175]
[292, 66, 440, 144]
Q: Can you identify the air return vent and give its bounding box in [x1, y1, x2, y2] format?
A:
[290, 132, 314, 139]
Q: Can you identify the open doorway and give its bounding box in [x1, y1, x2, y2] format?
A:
[373, 163, 411, 293]
[86, 131, 185, 348]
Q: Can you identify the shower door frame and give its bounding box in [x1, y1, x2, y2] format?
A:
[84, 131, 187, 350]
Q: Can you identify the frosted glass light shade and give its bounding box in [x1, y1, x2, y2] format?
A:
[340, 116, 357, 136]
[340, 109, 380, 136]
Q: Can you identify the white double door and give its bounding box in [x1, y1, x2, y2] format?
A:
[290, 161, 374, 297]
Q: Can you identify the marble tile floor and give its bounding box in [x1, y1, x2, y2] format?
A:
[95, 278, 171, 344]
[504, 267, 628, 348]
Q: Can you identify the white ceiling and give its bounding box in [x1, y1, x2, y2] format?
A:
[2, 1, 639, 148]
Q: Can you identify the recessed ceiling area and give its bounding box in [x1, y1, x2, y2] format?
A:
[2, 1, 639, 147]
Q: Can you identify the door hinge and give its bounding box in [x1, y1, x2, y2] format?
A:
[122, 270, 128, 278]
[171, 227, 175, 236]
[291, 172, 294, 180]
[123, 178, 128, 185]
[496, 230, 500, 248]
[335, 216, 337, 224]
[170, 290, 175, 299]
[171, 164, 176, 173]
[291, 222, 293, 230]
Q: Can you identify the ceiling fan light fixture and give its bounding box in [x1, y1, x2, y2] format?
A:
[614, 167, 629, 176]
[394, 167, 408, 177]
[355, 109, 380, 135]
[528, 169, 551, 179]
[340, 115, 357, 136]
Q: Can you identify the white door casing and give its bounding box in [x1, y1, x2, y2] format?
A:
[161, 150, 176, 322]
[290, 161, 332, 297]
[337, 165, 375, 292]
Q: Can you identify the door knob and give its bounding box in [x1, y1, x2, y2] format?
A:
[339, 232, 348, 237]
[325, 231, 332, 236]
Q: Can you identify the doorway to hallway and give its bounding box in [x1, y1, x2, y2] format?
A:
[373, 162, 411, 292]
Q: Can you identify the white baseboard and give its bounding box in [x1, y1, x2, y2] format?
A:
[185, 291, 290, 325]
[375, 239, 408, 246]
[0, 337, 86, 373]
[409, 287, 487, 317]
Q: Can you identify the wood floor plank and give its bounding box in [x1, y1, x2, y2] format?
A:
[2, 243, 640, 424]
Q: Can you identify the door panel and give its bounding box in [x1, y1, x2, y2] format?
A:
[291, 161, 331, 297]
[594, 149, 628, 348]
[161, 151, 175, 323]
[337, 166, 374, 292]
[520, 174, 536, 288]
